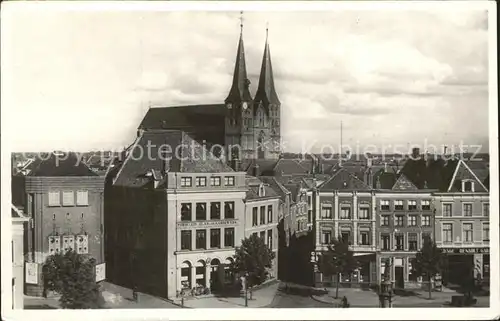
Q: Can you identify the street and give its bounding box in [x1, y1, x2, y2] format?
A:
[268, 290, 333, 308]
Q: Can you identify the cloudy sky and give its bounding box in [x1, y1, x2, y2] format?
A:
[2, 3, 491, 153]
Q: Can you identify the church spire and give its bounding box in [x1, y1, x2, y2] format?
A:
[254, 24, 280, 111]
[225, 11, 252, 106]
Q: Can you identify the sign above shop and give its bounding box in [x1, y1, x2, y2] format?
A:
[441, 247, 489, 254]
[177, 220, 238, 229]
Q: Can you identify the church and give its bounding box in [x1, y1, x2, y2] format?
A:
[138, 25, 282, 162]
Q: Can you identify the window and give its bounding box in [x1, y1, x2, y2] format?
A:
[181, 177, 192, 187]
[463, 180, 474, 192]
[408, 200, 417, 211]
[443, 204, 452, 217]
[483, 203, 490, 217]
[210, 202, 221, 220]
[224, 201, 235, 219]
[181, 231, 192, 250]
[181, 203, 192, 221]
[62, 235, 75, 252]
[62, 191, 74, 206]
[395, 234, 404, 250]
[340, 206, 351, 219]
[463, 203, 472, 217]
[381, 234, 390, 250]
[360, 231, 370, 245]
[267, 205, 273, 223]
[210, 229, 221, 248]
[308, 209, 312, 223]
[422, 200, 431, 211]
[395, 215, 404, 227]
[195, 230, 206, 249]
[210, 176, 221, 186]
[267, 230, 273, 249]
[76, 191, 89, 206]
[252, 208, 258, 226]
[307, 196, 312, 206]
[260, 206, 266, 224]
[381, 215, 390, 227]
[409, 233, 418, 251]
[341, 231, 350, 244]
[252, 232, 257, 238]
[321, 231, 332, 244]
[48, 191, 60, 206]
[483, 223, 489, 242]
[408, 215, 417, 226]
[394, 200, 404, 211]
[76, 235, 88, 254]
[224, 176, 235, 186]
[359, 207, 370, 220]
[196, 177, 207, 187]
[463, 223, 473, 243]
[321, 205, 332, 219]
[422, 215, 431, 227]
[442, 223, 453, 243]
[322, 231, 332, 244]
[224, 228, 235, 247]
[196, 203, 206, 221]
[381, 200, 390, 211]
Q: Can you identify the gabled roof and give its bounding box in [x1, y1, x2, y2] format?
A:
[447, 159, 489, 192]
[113, 130, 234, 188]
[319, 168, 372, 192]
[22, 152, 97, 177]
[392, 173, 418, 191]
[373, 169, 398, 189]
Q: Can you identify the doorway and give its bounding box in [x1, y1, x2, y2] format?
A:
[395, 266, 404, 289]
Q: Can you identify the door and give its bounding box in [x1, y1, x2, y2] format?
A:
[395, 266, 404, 289]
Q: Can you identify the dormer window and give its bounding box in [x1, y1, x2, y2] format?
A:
[462, 180, 474, 192]
[258, 184, 265, 197]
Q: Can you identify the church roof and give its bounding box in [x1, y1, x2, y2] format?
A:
[225, 33, 253, 103]
[113, 130, 233, 188]
[254, 35, 280, 109]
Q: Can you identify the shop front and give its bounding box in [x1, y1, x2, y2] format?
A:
[440, 247, 489, 289]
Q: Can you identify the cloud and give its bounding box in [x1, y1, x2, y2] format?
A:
[2, 8, 490, 152]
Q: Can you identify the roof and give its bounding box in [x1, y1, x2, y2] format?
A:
[225, 33, 253, 103]
[245, 176, 279, 201]
[319, 168, 372, 192]
[283, 183, 301, 203]
[373, 169, 398, 189]
[12, 204, 28, 220]
[20, 152, 97, 177]
[446, 160, 488, 192]
[138, 104, 226, 147]
[242, 159, 279, 176]
[273, 159, 310, 176]
[253, 38, 280, 109]
[259, 176, 290, 203]
[113, 130, 234, 188]
[392, 173, 418, 191]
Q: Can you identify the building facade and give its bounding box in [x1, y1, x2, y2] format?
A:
[12, 205, 30, 309]
[12, 153, 105, 297]
[105, 130, 248, 299]
[244, 176, 280, 278]
[314, 168, 377, 288]
[375, 174, 436, 289]
[433, 159, 490, 288]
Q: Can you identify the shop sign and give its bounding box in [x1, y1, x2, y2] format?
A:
[441, 247, 489, 254]
[177, 220, 238, 228]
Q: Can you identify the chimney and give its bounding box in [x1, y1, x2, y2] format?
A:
[253, 163, 260, 177]
[443, 145, 448, 155]
[376, 176, 381, 189]
[384, 163, 388, 173]
[411, 148, 420, 159]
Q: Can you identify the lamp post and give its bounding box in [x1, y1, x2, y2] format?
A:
[378, 259, 393, 308]
[241, 274, 248, 307]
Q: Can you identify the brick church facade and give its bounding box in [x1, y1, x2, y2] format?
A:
[138, 28, 281, 162]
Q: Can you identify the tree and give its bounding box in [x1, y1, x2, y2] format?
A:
[411, 235, 444, 299]
[43, 250, 104, 309]
[232, 234, 276, 289]
[318, 238, 358, 299]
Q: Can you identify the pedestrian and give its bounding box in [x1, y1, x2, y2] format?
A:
[341, 296, 350, 308]
[132, 285, 138, 303]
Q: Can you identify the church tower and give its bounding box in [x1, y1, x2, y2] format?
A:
[253, 27, 281, 160]
[224, 17, 254, 162]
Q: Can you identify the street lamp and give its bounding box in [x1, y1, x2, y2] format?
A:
[379, 259, 393, 308]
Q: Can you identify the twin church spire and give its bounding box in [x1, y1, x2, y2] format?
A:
[224, 18, 279, 109]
